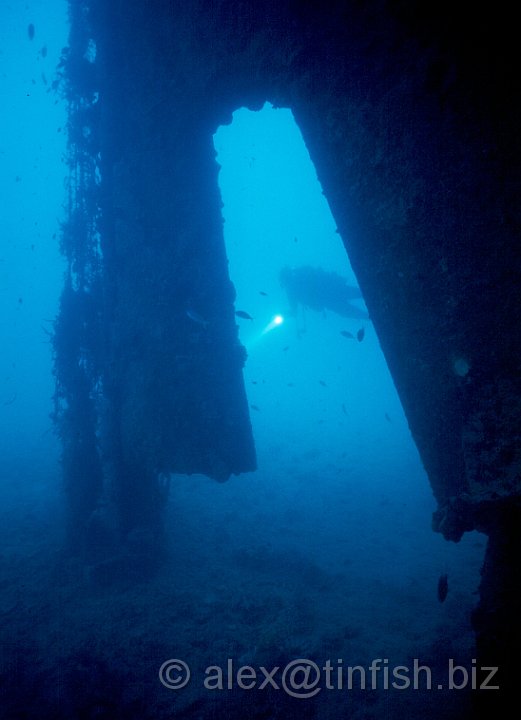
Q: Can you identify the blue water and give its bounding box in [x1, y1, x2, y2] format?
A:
[0, 3, 486, 718]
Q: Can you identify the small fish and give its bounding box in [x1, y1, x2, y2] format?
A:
[287, 382, 295, 387]
[385, 412, 392, 423]
[235, 310, 253, 320]
[251, 380, 258, 385]
[282, 346, 289, 352]
[27, 23, 35, 40]
[340, 330, 355, 339]
[319, 380, 327, 387]
[250, 404, 260, 411]
[356, 327, 365, 342]
[186, 309, 208, 328]
[342, 403, 347, 415]
[259, 291, 268, 296]
[437, 573, 449, 603]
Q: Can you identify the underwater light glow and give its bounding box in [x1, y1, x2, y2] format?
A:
[261, 314, 285, 335]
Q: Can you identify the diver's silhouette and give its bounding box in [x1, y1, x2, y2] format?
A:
[279, 266, 369, 320]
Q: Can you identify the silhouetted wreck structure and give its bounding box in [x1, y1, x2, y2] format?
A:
[54, 1, 519, 714]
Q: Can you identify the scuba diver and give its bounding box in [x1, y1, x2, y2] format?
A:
[279, 265, 369, 320]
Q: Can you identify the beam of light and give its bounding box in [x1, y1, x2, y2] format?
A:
[242, 314, 285, 352]
[261, 314, 284, 335]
